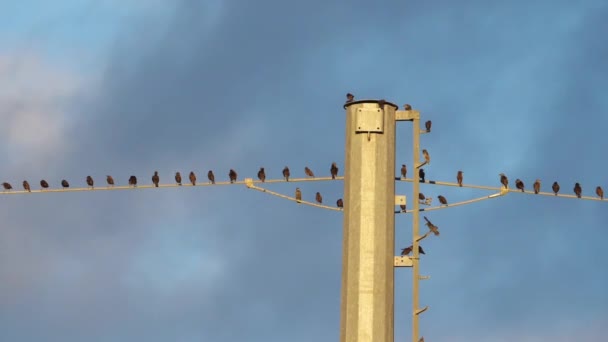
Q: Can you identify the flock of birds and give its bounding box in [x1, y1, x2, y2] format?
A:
[496, 173, 604, 199]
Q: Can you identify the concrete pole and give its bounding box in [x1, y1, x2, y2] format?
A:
[340, 100, 398, 342]
[411, 114, 422, 342]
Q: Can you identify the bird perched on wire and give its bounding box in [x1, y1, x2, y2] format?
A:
[22, 180, 31, 192]
[574, 182, 582, 198]
[457, 171, 463, 187]
[424, 216, 440, 236]
[419, 337, 425, 342]
[330, 162, 339, 179]
[515, 179, 525, 192]
[295, 188, 302, 203]
[401, 164, 407, 178]
[107, 175, 115, 187]
[229, 169, 237, 183]
[400, 203, 406, 212]
[175, 172, 182, 185]
[304, 167, 314, 177]
[438, 195, 448, 206]
[425, 120, 432, 132]
[282, 166, 290, 182]
[189, 171, 196, 186]
[418, 193, 426, 202]
[61, 180, 69, 188]
[401, 245, 425, 256]
[533, 179, 541, 194]
[404, 104, 412, 110]
[152, 171, 160, 188]
[208, 170, 215, 184]
[40, 179, 49, 190]
[596, 186, 604, 200]
[419, 168, 425, 182]
[315, 192, 323, 204]
[346, 93, 354, 103]
[257, 167, 266, 182]
[86, 176, 94, 189]
[422, 149, 430, 165]
[552, 181, 559, 195]
[337, 198, 344, 208]
[128, 175, 137, 187]
[2, 182, 12, 191]
[499, 173, 508, 189]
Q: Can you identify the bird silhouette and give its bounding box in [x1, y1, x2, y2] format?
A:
[457, 171, 463, 187]
[425, 120, 432, 132]
[378, 99, 386, 109]
[175, 172, 182, 185]
[346, 93, 354, 103]
[515, 179, 525, 192]
[574, 183, 582, 198]
[552, 181, 560, 195]
[499, 173, 508, 189]
[418, 193, 426, 201]
[208, 170, 215, 184]
[304, 167, 314, 177]
[107, 175, 115, 187]
[40, 179, 49, 190]
[330, 162, 339, 179]
[282, 166, 290, 181]
[422, 149, 430, 164]
[404, 104, 412, 110]
[2, 182, 12, 191]
[419, 168, 425, 182]
[61, 180, 69, 188]
[424, 216, 440, 236]
[438, 195, 448, 206]
[337, 198, 344, 208]
[401, 164, 407, 178]
[596, 186, 604, 200]
[295, 188, 302, 203]
[533, 179, 541, 194]
[189, 171, 196, 186]
[22, 180, 31, 192]
[257, 167, 266, 182]
[315, 192, 323, 204]
[401, 245, 425, 256]
[86, 176, 94, 189]
[229, 169, 237, 183]
[152, 171, 159, 188]
[129, 175, 137, 187]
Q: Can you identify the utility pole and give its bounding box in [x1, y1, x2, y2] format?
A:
[340, 100, 398, 342]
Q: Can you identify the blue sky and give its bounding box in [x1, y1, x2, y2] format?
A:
[1, 1, 607, 341]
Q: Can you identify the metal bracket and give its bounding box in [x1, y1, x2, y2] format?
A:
[355, 108, 384, 133]
[395, 195, 406, 206]
[415, 231, 431, 242]
[395, 109, 420, 121]
[394, 256, 413, 267]
[244, 178, 254, 188]
[415, 306, 429, 315]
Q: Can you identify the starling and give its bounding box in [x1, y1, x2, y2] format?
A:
[425, 120, 432, 132]
[40, 179, 49, 189]
[596, 186, 604, 200]
[61, 180, 69, 188]
[128, 175, 137, 187]
[315, 192, 323, 204]
[515, 179, 525, 192]
[404, 104, 412, 110]
[2, 182, 12, 191]
[295, 188, 302, 203]
[22, 180, 31, 192]
[283, 166, 290, 181]
[175, 172, 182, 185]
[189, 171, 196, 186]
[152, 171, 160, 188]
[419, 337, 425, 342]
[400, 203, 406, 212]
[208, 170, 215, 184]
[401, 245, 425, 256]
[346, 93, 354, 103]
[552, 181, 560, 195]
[378, 99, 386, 109]
[438, 195, 448, 206]
[457, 171, 463, 187]
[533, 179, 541, 194]
[419, 168, 425, 182]
[574, 182, 582, 198]
[304, 167, 315, 177]
[228, 169, 237, 183]
[107, 175, 115, 187]
[499, 173, 508, 189]
[330, 162, 339, 179]
[422, 149, 430, 164]
[257, 167, 266, 182]
[400, 164, 407, 178]
[337, 198, 344, 208]
[419, 193, 426, 201]
[424, 216, 440, 236]
[86, 176, 94, 189]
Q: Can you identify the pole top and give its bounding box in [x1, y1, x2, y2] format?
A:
[344, 99, 399, 110]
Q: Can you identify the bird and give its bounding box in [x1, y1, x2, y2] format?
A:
[228, 169, 237, 183]
[400, 164, 407, 178]
[257, 167, 266, 182]
[107, 175, 115, 187]
[175, 172, 182, 185]
[86, 176, 94, 189]
[418, 193, 426, 201]
[337, 198, 344, 208]
[404, 104, 412, 110]
[378, 99, 386, 109]
[499, 173, 508, 189]
[424, 216, 440, 236]
[61, 180, 69, 188]
[438, 195, 448, 206]
[330, 162, 339, 179]
[129, 175, 137, 187]
[419, 337, 425, 342]
[457, 171, 463, 187]
[22, 180, 31, 192]
[208, 170, 215, 184]
[2, 182, 12, 191]
[515, 179, 525, 192]
[152, 171, 160, 188]
[346, 93, 354, 103]
[282, 166, 290, 181]
[419, 168, 425, 182]
[189, 171, 196, 186]
[40, 179, 49, 189]
[533, 179, 541, 194]
[425, 120, 432, 132]
[401, 245, 425, 256]
[400, 203, 406, 212]
[295, 188, 302, 203]
[304, 167, 315, 177]
[315, 192, 323, 204]
[596, 186, 604, 200]
[574, 182, 582, 198]
[422, 149, 430, 165]
[552, 181, 560, 195]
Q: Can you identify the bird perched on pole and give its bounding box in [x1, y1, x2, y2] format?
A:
[596, 186, 604, 200]
[533, 179, 541, 194]
[457, 171, 463, 187]
[189, 171, 196, 186]
[86, 176, 94, 189]
[22, 180, 31, 192]
[419, 168, 425, 182]
[425, 120, 432, 132]
[295, 188, 302, 203]
[282, 166, 290, 182]
[61, 180, 69, 188]
[401, 245, 425, 256]
[330, 162, 339, 179]
[175, 172, 182, 185]
[418, 193, 426, 203]
[152, 171, 160, 188]
[515, 179, 525, 192]
[401, 164, 407, 179]
[552, 181, 560, 195]
[337, 198, 344, 208]
[107, 175, 115, 187]
[422, 149, 430, 165]
[229, 169, 237, 183]
[499, 173, 508, 189]
[40, 179, 49, 190]
[404, 104, 412, 110]
[257, 167, 266, 182]
[423, 216, 440, 236]
[208, 170, 215, 184]
[2, 182, 12, 191]
[378, 99, 386, 109]
[438, 195, 448, 206]
[315, 192, 323, 204]
[400, 203, 406, 212]
[574, 183, 582, 198]
[129, 175, 137, 187]
[304, 167, 314, 178]
[346, 93, 354, 103]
